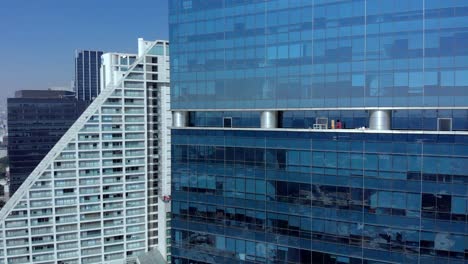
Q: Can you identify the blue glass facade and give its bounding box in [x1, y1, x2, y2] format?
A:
[169, 1, 468, 263]
[75, 50, 103, 102]
[170, 0, 468, 109]
[171, 130, 467, 263]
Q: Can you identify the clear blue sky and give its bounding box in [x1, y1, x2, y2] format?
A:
[0, 0, 168, 104]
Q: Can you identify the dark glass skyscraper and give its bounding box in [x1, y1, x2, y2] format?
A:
[7, 90, 86, 195]
[169, 1, 468, 263]
[75, 50, 103, 102]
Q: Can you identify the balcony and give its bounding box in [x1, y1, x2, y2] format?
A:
[126, 192, 145, 199]
[125, 150, 145, 157]
[54, 171, 76, 179]
[78, 134, 100, 141]
[126, 216, 144, 225]
[32, 244, 54, 253]
[105, 253, 125, 262]
[31, 236, 54, 244]
[102, 194, 123, 202]
[57, 242, 78, 250]
[104, 236, 124, 245]
[55, 207, 77, 215]
[126, 233, 145, 241]
[103, 212, 123, 219]
[29, 191, 52, 199]
[32, 254, 54, 262]
[55, 198, 77, 206]
[81, 231, 101, 239]
[103, 99, 121, 106]
[102, 143, 123, 150]
[79, 169, 100, 177]
[80, 179, 100, 186]
[125, 125, 145, 132]
[82, 256, 102, 264]
[57, 251, 78, 259]
[102, 116, 122, 123]
[126, 200, 145, 208]
[6, 230, 28, 238]
[31, 181, 52, 190]
[82, 247, 102, 256]
[79, 152, 100, 159]
[102, 169, 123, 176]
[102, 125, 122, 132]
[102, 133, 122, 140]
[30, 209, 52, 217]
[126, 209, 145, 216]
[102, 151, 123, 158]
[125, 133, 145, 140]
[103, 219, 123, 228]
[125, 108, 144, 114]
[126, 73, 144, 80]
[56, 153, 76, 160]
[124, 98, 144, 106]
[7, 247, 29, 255]
[80, 222, 101, 230]
[79, 187, 100, 195]
[80, 205, 101, 212]
[125, 142, 145, 148]
[57, 234, 78, 242]
[79, 197, 100, 204]
[7, 211, 28, 219]
[55, 224, 77, 233]
[80, 213, 101, 222]
[55, 189, 76, 197]
[55, 216, 77, 224]
[30, 218, 52, 226]
[103, 177, 123, 184]
[80, 125, 99, 132]
[111, 90, 122, 96]
[124, 91, 144, 98]
[126, 225, 144, 233]
[103, 186, 123, 193]
[7, 256, 30, 264]
[103, 202, 122, 210]
[126, 183, 144, 191]
[30, 200, 53, 208]
[102, 107, 121, 114]
[31, 227, 53, 236]
[63, 144, 76, 151]
[127, 241, 145, 249]
[6, 239, 28, 247]
[55, 180, 75, 188]
[78, 143, 99, 151]
[126, 175, 145, 182]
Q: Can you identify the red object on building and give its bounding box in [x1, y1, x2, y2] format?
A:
[336, 120, 342, 129]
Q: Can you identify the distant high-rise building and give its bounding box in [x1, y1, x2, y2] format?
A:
[7, 90, 86, 195]
[0, 39, 170, 264]
[169, 1, 468, 264]
[75, 50, 104, 102]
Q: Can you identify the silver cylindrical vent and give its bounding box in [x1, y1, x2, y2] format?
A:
[173, 111, 188, 128]
[261, 111, 278, 129]
[369, 110, 392, 130]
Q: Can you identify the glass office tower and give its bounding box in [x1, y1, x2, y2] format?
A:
[75, 50, 104, 102]
[169, 1, 467, 264]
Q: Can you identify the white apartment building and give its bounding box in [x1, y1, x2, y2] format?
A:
[0, 39, 170, 264]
